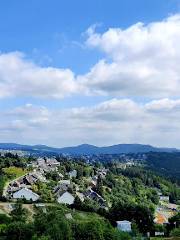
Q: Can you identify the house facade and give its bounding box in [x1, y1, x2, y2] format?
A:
[116, 220, 132, 232]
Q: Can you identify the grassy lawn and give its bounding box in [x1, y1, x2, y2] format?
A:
[2, 167, 29, 197]
[2, 166, 29, 179]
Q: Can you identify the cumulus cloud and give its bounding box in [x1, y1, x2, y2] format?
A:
[1, 14, 180, 99]
[83, 14, 180, 97]
[2, 15, 180, 146]
[1, 98, 180, 147]
[0, 52, 78, 98]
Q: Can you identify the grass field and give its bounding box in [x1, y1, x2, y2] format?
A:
[2, 166, 28, 179]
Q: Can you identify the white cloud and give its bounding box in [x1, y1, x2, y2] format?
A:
[1, 15, 180, 99]
[145, 98, 180, 112]
[0, 52, 78, 98]
[1, 98, 180, 147]
[83, 14, 180, 97]
[1, 15, 180, 147]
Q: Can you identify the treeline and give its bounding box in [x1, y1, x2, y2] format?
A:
[0, 204, 131, 240]
[104, 162, 180, 204]
[146, 152, 180, 180]
[0, 153, 28, 170]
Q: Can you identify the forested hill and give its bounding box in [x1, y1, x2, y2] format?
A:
[146, 152, 180, 179]
[0, 143, 178, 154]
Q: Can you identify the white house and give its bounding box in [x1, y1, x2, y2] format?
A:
[69, 170, 77, 178]
[59, 179, 71, 185]
[57, 191, 74, 205]
[116, 220, 132, 232]
[13, 188, 40, 201]
[160, 196, 169, 202]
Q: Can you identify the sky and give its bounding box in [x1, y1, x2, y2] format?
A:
[1, 0, 180, 147]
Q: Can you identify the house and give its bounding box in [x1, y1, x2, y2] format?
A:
[54, 180, 72, 195]
[90, 180, 97, 188]
[76, 192, 84, 202]
[65, 213, 73, 220]
[58, 173, 64, 179]
[160, 195, 169, 202]
[57, 191, 75, 205]
[13, 188, 40, 201]
[90, 176, 98, 187]
[32, 172, 47, 182]
[116, 220, 132, 232]
[53, 184, 68, 194]
[85, 188, 106, 207]
[19, 172, 47, 186]
[167, 203, 179, 211]
[69, 170, 77, 178]
[37, 157, 45, 166]
[46, 158, 60, 167]
[154, 212, 168, 225]
[59, 180, 71, 185]
[98, 168, 108, 178]
[155, 232, 164, 236]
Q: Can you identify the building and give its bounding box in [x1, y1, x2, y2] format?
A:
[13, 188, 40, 201]
[116, 220, 132, 232]
[154, 212, 168, 225]
[160, 196, 169, 202]
[69, 170, 77, 178]
[167, 203, 179, 211]
[85, 188, 106, 207]
[76, 192, 85, 202]
[57, 191, 75, 205]
[59, 179, 71, 185]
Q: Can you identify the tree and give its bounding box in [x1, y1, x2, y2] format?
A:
[4, 222, 34, 240]
[96, 176, 104, 196]
[170, 227, 180, 237]
[11, 203, 28, 222]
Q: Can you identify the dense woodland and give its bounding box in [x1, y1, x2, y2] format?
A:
[146, 152, 180, 180]
[0, 203, 131, 240]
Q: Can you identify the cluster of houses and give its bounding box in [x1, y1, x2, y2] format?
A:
[4, 157, 61, 202]
[85, 188, 106, 207]
[5, 170, 47, 200]
[0, 154, 135, 233]
[154, 193, 179, 228]
[3, 157, 109, 209]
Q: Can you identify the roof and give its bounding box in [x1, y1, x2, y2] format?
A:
[13, 188, 40, 201]
[59, 173, 64, 178]
[117, 220, 132, 232]
[69, 170, 77, 178]
[59, 180, 70, 185]
[167, 203, 178, 210]
[57, 191, 74, 205]
[117, 220, 131, 224]
[154, 213, 168, 225]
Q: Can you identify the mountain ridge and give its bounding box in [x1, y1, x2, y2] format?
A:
[0, 142, 178, 154]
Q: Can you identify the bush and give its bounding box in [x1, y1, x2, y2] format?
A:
[170, 227, 180, 237]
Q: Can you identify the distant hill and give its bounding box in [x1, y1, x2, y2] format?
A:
[0, 143, 178, 155]
[146, 152, 180, 179]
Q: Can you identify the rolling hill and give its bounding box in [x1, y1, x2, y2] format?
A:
[0, 143, 178, 155]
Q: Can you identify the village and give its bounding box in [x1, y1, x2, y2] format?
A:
[3, 157, 108, 209]
[0, 155, 178, 237]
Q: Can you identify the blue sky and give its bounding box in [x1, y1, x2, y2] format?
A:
[0, 0, 179, 71]
[1, 0, 180, 147]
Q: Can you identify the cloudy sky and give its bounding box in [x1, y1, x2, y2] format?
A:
[1, 0, 180, 147]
